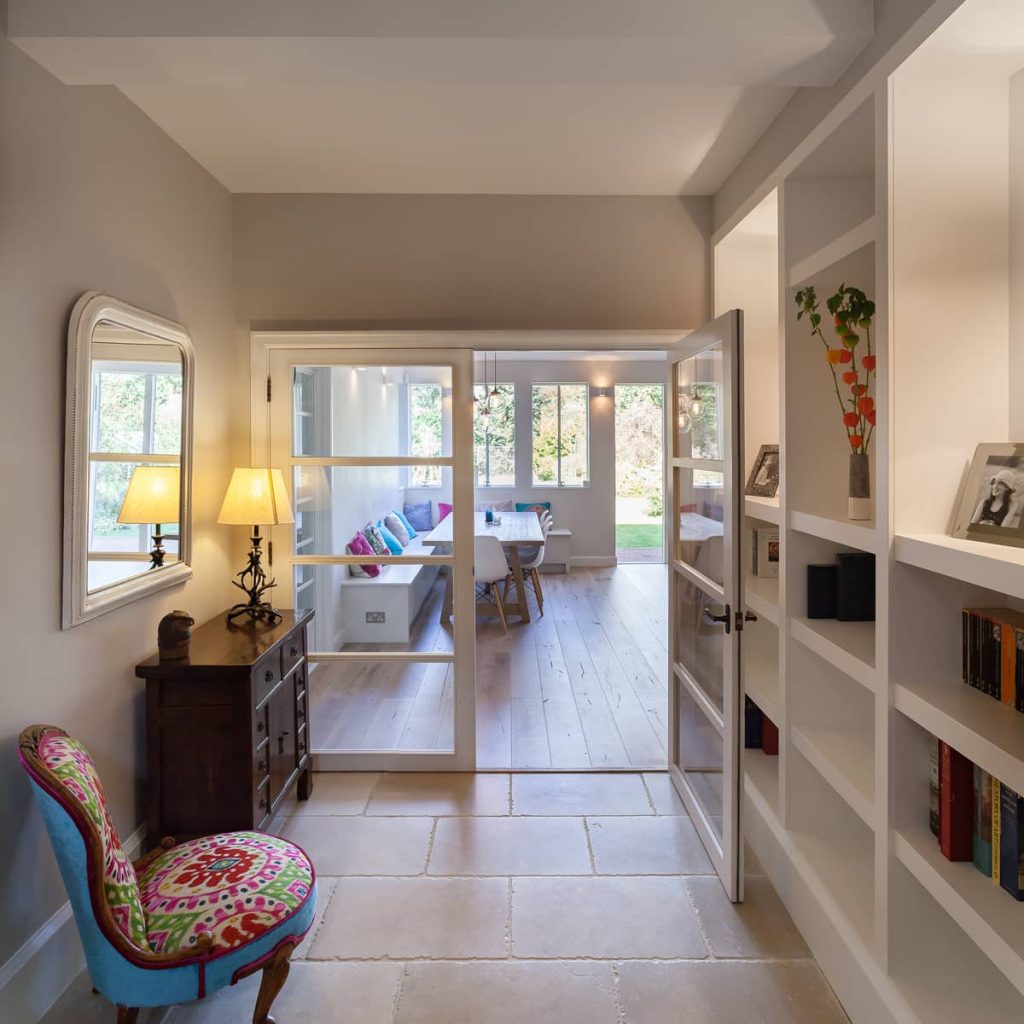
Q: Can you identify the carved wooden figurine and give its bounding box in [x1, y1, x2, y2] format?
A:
[157, 611, 195, 661]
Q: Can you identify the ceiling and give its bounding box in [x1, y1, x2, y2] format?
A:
[9, 0, 874, 196]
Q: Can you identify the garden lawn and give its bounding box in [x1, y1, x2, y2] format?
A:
[615, 523, 663, 549]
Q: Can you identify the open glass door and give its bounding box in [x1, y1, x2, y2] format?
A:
[266, 348, 475, 770]
[666, 310, 745, 900]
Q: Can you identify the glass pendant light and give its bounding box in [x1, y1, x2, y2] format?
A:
[688, 390, 703, 416]
[488, 352, 503, 407]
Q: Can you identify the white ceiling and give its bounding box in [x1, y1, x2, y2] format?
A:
[10, 0, 874, 196]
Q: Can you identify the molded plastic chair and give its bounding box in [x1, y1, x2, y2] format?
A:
[18, 725, 317, 1024]
[475, 534, 511, 633]
[507, 514, 552, 617]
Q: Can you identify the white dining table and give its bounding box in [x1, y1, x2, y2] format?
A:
[421, 510, 545, 624]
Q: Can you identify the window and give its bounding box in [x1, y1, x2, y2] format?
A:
[408, 383, 443, 487]
[473, 383, 515, 486]
[688, 382, 721, 487]
[531, 383, 589, 486]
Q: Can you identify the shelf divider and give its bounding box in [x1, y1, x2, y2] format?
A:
[787, 215, 877, 288]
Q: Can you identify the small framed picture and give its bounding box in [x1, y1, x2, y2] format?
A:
[752, 528, 780, 578]
[745, 444, 780, 498]
[952, 444, 1024, 547]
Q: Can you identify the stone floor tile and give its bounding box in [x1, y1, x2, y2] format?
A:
[642, 772, 688, 815]
[280, 815, 433, 875]
[286, 772, 380, 815]
[295, 877, 337, 959]
[429, 816, 590, 875]
[588, 815, 712, 874]
[366, 772, 510, 815]
[512, 773, 653, 816]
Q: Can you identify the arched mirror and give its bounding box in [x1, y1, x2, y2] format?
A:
[63, 293, 194, 627]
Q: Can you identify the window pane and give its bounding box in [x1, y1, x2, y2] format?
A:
[675, 348, 723, 462]
[531, 384, 559, 485]
[559, 384, 589, 485]
[408, 383, 443, 487]
[473, 384, 515, 487]
[292, 365, 452, 458]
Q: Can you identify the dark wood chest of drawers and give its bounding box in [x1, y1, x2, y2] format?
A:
[136, 609, 314, 846]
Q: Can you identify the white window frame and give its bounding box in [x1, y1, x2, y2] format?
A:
[531, 382, 591, 488]
[473, 382, 516, 488]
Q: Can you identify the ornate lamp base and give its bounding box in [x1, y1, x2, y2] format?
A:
[226, 528, 282, 625]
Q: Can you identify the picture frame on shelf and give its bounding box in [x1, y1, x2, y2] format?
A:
[745, 444, 780, 498]
[952, 443, 1024, 548]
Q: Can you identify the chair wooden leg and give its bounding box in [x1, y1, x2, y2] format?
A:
[252, 942, 295, 1024]
[532, 568, 544, 616]
[493, 584, 509, 634]
[116, 1008, 139, 1024]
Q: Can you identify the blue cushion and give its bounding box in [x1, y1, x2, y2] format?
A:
[403, 501, 432, 533]
[392, 508, 418, 539]
[376, 520, 404, 555]
[516, 501, 551, 512]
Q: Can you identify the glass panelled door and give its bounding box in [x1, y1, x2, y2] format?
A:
[667, 311, 745, 900]
[268, 348, 475, 770]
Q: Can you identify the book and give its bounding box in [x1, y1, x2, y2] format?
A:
[1017, 627, 1024, 714]
[963, 608, 1024, 705]
[999, 783, 1024, 901]
[993, 776, 1002, 886]
[752, 529, 779, 579]
[939, 741, 973, 861]
[973, 764, 993, 877]
[929, 735, 940, 837]
[744, 697, 763, 749]
[761, 715, 779, 756]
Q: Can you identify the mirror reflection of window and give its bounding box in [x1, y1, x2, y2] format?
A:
[86, 322, 183, 593]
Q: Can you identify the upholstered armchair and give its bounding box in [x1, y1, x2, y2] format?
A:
[18, 726, 317, 1024]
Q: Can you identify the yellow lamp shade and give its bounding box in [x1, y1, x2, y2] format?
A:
[117, 466, 180, 525]
[217, 468, 294, 526]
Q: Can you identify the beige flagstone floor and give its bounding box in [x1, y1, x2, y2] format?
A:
[42, 772, 848, 1024]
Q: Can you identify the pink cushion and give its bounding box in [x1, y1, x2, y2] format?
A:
[348, 532, 381, 577]
[438, 502, 453, 522]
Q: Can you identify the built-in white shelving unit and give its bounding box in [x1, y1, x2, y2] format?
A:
[713, 1, 1024, 1020]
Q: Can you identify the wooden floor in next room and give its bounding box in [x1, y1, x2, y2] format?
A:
[311, 565, 669, 770]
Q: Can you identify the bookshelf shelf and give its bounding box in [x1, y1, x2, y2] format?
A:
[792, 725, 874, 828]
[744, 574, 779, 626]
[744, 494, 781, 525]
[893, 677, 1024, 799]
[894, 822, 1024, 998]
[787, 216, 877, 289]
[790, 616, 876, 692]
[790, 509, 878, 554]
[894, 533, 1024, 603]
[744, 747, 780, 817]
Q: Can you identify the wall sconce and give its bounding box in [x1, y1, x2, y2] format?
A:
[592, 386, 611, 399]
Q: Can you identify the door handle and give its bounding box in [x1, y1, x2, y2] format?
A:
[736, 609, 758, 631]
[703, 605, 731, 634]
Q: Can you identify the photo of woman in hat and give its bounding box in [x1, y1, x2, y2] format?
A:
[970, 466, 1023, 529]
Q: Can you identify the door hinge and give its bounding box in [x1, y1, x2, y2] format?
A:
[266, 376, 272, 402]
[267, 540, 273, 566]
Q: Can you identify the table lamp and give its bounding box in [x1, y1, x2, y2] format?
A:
[117, 465, 180, 569]
[218, 467, 294, 624]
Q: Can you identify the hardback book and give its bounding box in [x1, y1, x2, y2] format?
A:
[929, 736, 940, 838]
[963, 608, 1024, 704]
[753, 529, 779, 579]
[973, 764, 993, 877]
[761, 715, 779, 756]
[992, 776, 1002, 886]
[999, 783, 1024, 901]
[1016, 627, 1024, 714]
[939, 742, 973, 861]
[744, 697, 763, 750]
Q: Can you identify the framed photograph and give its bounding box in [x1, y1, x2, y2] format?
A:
[952, 443, 1024, 547]
[752, 528, 780, 578]
[745, 444, 780, 498]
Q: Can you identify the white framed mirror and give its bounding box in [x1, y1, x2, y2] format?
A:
[63, 293, 194, 628]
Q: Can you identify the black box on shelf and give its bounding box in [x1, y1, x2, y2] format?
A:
[806, 564, 838, 619]
[836, 552, 875, 621]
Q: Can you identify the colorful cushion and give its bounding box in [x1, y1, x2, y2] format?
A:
[376, 520, 404, 555]
[392, 508, 418, 539]
[347, 532, 380, 577]
[489, 499, 515, 513]
[516, 501, 551, 518]
[36, 733, 148, 950]
[384, 512, 410, 546]
[403, 501, 432, 532]
[362, 523, 389, 557]
[437, 502, 453, 522]
[138, 832, 313, 956]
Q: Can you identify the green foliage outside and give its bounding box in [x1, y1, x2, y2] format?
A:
[615, 384, 664, 518]
[615, 523, 663, 549]
[474, 383, 515, 486]
[408, 383, 443, 487]
[532, 384, 589, 485]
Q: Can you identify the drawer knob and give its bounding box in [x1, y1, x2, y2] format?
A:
[298, 706, 305, 720]
[257, 720, 265, 733]
[257, 759, 266, 772]
[264, 669, 275, 684]
[289, 645, 299, 658]
[299, 741, 306, 755]
[259, 796, 268, 810]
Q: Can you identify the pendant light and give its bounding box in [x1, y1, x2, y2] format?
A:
[488, 351, 502, 407]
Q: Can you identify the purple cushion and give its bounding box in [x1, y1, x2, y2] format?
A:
[403, 501, 432, 532]
[438, 502, 453, 522]
[348, 532, 380, 577]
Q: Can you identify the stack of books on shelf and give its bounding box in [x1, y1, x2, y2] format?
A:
[931, 737, 1024, 901]
[744, 697, 778, 754]
[962, 607, 1024, 710]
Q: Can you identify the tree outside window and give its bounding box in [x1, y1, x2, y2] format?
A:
[408, 383, 443, 487]
[473, 384, 515, 486]
[532, 383, 589, 486]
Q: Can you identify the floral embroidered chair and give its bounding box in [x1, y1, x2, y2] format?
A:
[18, 725, 317, 1024]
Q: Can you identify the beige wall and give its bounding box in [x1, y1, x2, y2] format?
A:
[233, 194, 711, 331]
[0, 17, 240, 981]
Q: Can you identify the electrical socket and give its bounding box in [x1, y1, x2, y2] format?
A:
[366, 611, 386, 624]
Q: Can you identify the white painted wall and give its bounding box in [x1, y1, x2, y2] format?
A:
[0, 14, 239, 1023]
[473, 356, 667, 564]
[1011, 68, 1024, 439]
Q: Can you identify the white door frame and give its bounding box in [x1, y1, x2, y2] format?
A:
[250, 329, 688, 772]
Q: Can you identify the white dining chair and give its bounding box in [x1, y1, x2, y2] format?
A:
[506, 514, 552, 617]
[475, 534, 511, 633]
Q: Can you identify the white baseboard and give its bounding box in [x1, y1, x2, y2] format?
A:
[570, 556, 618, 568]
[0, 824, 146, 1024]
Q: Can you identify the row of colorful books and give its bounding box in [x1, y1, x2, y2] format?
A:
[930, 737, 1024, 900]
[962, 607, 1024, 710]
[744, 698, 778, 754]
